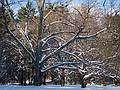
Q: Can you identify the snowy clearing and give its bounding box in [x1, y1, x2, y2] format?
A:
[0, 85, 120, 90]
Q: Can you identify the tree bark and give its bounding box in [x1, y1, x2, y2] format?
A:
[34, 0, 45, 86]
[34, 66, 43, 86]
[81, 79, 87, 88]
[43, 73, 47, 85]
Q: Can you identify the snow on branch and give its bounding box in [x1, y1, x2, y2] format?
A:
[40, 27, 105, 65]
[42, 36, 65, 47]
[42, 31, 75, 42]
[5, 27, 36, 62]
[61, 50, 88, 65]
[24, 21, 36, 58]
[40, 28, 107, 73]
[40, 25, 105, 65]
[39, 29, 83, 65]
[17, 23, 35, 57]
[42, 48, 88, 64]
[4, 0, 36, 62]
[76, 28, 107, 40]
[83, 73, 95, 80]
[57, 66, 87, 73]
[78, 69, 87, 74]
[41, 62, 82, 73]
[46, 21, 63, 27]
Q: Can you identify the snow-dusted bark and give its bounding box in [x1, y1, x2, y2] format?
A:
[41, 62, 82, 73]
[39, 27, 107, 65]
[39, 29, 82, 64]
[76, 28, 107, 40]
[4, 0, 36, 61]
[2, 0, 110, 86]
[4, 27, 36, 61]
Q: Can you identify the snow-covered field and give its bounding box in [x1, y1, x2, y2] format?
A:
[0, 84, 120, 90]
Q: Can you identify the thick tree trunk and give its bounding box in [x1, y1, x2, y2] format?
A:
[43, 73, 47, 85]
[34, 65, 43, 86]
[81, 79, 87, 88]
[34, 40, 43, 86]
[33, 0, 45, 86]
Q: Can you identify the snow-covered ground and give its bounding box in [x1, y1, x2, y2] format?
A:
[0, 84, 120, 90]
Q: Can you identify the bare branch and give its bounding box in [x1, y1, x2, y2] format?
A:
[76, 28, 107, 40]
[42, 31, 75, 42]
[45, 20, 76, 29]
[73, 7, 84, 20]
[42, 36, 65, 47]
[6, 28, 36, 61]
[42, 47, 88, 65]
[4, 0, 36, 62]
[40, 27, 106, 65]
[57, 66, 78, 70]
[61, 50, 87, 64]
[41, 62, 82, 73]
[39, 29, 83, 64]
[45, 20, 63, 27]
[43, 10, 53, 20]
[53, 10, 82, 30]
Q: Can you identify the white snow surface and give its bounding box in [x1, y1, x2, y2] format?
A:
[0, 84, 120, 90]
